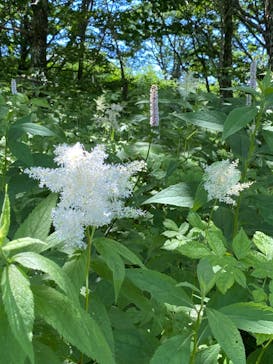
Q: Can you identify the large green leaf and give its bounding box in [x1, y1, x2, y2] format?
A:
[220, 302, 273, 334]
[11, 122, 56, 136]
[197, 258, 217, 297]
[95, 238, 145, 268]
[33, 285, 116, 364]
[143, 183, 194, 208]
[14, 193, 57, 240]
[8, 141, 33, 166]
[13, 251, 78, 303]
[0, 305, 27, 364]
[232, 228, 252, 260]
[195, 344, 220, 364]
[222, 106, 258, 139]
[63, 250, 88, 292]
[173, 110, 225, 132]
[206, 224, 227, 256]
[252, 231, 273, 260]
[90, 294, 115, 354]
[33, 341, 61, 364]
[1, 265, 34, 363]
[263, 125, 273, 152]
[3, 237, 48, 256]
[126, 268, 193, 307]
[150, 333, 191, 364]
[114, 328, 157, 364]
[207, 308, 246, 364]
[95, 241, 125, 303]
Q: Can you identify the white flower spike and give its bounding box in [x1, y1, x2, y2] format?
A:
[26, 143, 145, 249]
[203, 160, 253, 205]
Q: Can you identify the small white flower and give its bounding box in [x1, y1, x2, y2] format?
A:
[25, 143, 145, 249]
[80, 286, 90, 298]
[203, 160, 253, 205]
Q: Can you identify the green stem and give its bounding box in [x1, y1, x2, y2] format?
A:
[256, 338, 273, 364]
[189, 300, 204, 364]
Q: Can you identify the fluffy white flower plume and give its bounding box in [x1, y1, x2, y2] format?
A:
[25, 143, 145, 249]
[203, 160, 253, 205]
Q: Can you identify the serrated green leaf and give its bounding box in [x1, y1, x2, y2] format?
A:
[1, 265, 34, 363]
[3, 237, 47, 256]
[207, 224, 227, 256]
[31, 98, 50, 108]
[253, 231, 273, 260]
[13, 251, 78, 303]
[14, 194, 57, 240]
[222, 106, 258, 139]
[33, 285, 115, 364]
[8, 141, 33, 166]
[174, 110, 225, 132]
[187, 211, 206, 230]
[33, 340, 61, 364]
[13, 122, 56, 136]
[232, 228, 252, 260]
[207, 308, 246, 364]
[63, 250, 88, 292]
[176, 241, 211, 259]
[142, 183, 194, 207]
[126, 268, 193, 307]
[215, 270, 235, 294]
[163, 219, 179, 231]
[162, 230, 179, 238]
[220, 302, 273, 334]
[195, 344, 220, 364]
[0, 185, 10, 246]
[0, 305, 27, 364]
[150, 333, 191, 364]
[197, 258, 217, 296]
[90, 294, 115, 354]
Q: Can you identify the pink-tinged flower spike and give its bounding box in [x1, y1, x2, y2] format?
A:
[11, 79, 17, 95]
[203, 160, 253, 205]
[150, 85, 159, 127]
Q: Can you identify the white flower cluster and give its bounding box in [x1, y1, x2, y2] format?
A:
[203, 160, 253, 205]
[25, 143, 145, 249]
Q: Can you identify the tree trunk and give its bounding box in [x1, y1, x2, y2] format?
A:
[77, 0, 93, 80]
[30, 0, 48, 73]
[219, 0, 233, 98]
[265, 0, 273, 69]
[18, 13, 31, 72]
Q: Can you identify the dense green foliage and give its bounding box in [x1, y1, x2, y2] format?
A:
[2, 1, 273, 363]
[1, 64, 273, 363]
